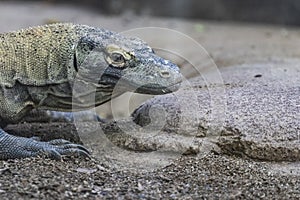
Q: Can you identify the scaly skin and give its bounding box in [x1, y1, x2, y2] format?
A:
[0, 23, 182, 160]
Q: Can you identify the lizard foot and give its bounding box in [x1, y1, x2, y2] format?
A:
[0, 133, 91, 160]
[39, 139, 91, 160]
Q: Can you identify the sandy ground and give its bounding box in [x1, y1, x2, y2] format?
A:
[0, 2, 299, 199]
[0, 154, 300, 199]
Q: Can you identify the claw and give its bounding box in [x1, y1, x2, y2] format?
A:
[60, 148, 91, 159]
[48, 139, 72, 145]
[59, 143, 91, 155]
[37, 142, 91, 160]
[46, 139, 91, 159]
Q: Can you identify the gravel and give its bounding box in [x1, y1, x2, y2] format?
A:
[0, 153, 299, 199]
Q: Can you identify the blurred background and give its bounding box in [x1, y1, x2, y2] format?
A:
[2, 0, 300, 25]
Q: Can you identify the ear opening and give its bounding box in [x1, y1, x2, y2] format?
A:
[73, 53, 78, 72]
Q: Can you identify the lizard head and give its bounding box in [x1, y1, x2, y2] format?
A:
[74, 27, 182, 96]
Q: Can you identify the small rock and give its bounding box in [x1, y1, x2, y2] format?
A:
[137, 182, 144, 191]
[76, 167, 97, 174]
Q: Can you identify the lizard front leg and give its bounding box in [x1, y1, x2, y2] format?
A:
[0, 84, 90, 160]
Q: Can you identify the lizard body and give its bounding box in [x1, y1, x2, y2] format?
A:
[0, 23, 182, 160]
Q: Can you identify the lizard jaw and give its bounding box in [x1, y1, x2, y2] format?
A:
[98, 71, 182, 95]
[134, 82, 181, 95]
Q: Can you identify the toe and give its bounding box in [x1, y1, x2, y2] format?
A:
[37, 148, 62, 161]
[59, 143, 91, 154]
[48, 139, 72, 145]
[59, 148, 91, 159]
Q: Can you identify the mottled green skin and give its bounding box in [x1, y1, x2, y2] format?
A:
[0, 23, 78, 87]
[0, 23, 182, 160]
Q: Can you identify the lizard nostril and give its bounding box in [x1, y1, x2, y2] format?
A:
[160, 70, 170, 78]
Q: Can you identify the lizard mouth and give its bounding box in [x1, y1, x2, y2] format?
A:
[134, 83, 181, 95]
[99, 73, 182, 95]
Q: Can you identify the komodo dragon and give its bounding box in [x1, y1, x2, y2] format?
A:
[0, 23, 182, 160]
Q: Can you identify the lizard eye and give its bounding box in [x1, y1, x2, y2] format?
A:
[106, 52, 126, 68]
[105, 45, 133, 68]
[111, 53, 125, 64]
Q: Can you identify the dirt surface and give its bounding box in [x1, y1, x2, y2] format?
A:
[0, 154, 300, 199]
[0, 2, 300, 199]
